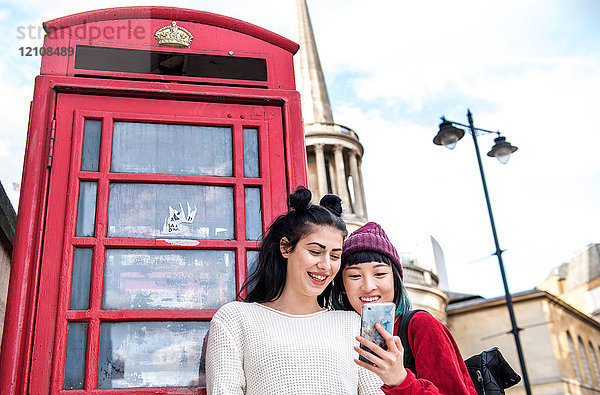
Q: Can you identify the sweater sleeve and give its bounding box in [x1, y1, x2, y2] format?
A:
[381, 312, 477, 395]
[205, 313, 245, 395]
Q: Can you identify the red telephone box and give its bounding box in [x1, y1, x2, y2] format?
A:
[0, 7, 306, 394]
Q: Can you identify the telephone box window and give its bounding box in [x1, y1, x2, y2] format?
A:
[81, 119, 102, 172]
[111, 122, 233, 176]
[97, 321, 209, 389]
[70, 247, 93, 310]
[246, 250, 259, 293]
[75, 181, 98, 237]
[244, 187, 262, 241]
[15, 7, 302, 394]
[107, 183, 234, 239]
[103, 249, 236, 310]
[75, 45, 268, 81]
[243, 127, 260, 178]
[63, 322, 88, 390]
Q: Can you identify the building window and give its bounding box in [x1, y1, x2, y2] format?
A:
[590, 342, 600, 386]
[567, 331, 582, 381]
[579, 337, 591, 383]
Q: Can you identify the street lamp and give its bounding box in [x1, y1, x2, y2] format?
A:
[433, 109, 531, 395]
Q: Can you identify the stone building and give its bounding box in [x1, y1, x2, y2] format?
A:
[0, 181, 17, 340]
[538, 243, 600, 320]
[448, 289, 600, 394]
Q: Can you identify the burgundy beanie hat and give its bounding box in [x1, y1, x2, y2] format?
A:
[341, 222, 403, 280]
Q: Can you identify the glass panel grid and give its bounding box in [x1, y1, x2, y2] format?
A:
[246, 250, 259, 294]
[98, 321, 209, 389]
[103, 249, 236, 310]
[81, 119, 102, 172]
[244, 187, 262, 241]
[111, 122, 233, 176]
[75, 181, 98, 237]
[70, 248, 93, 310]
[64, 322, 88, 390]
[243, 128, 259, 178]
[107, 183, 234, 240]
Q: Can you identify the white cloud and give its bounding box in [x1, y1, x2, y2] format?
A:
[0, 0, 598, 297]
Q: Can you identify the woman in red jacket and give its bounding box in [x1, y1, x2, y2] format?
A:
[327, 222, 477, 394]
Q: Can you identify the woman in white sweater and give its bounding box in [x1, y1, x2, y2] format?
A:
[206, 187, 383, 394]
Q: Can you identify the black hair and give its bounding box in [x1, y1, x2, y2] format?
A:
[239, 186, 347, 306]
[326, 250, 411, 317]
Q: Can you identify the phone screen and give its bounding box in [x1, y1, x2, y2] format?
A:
[360, 302, 395, 365]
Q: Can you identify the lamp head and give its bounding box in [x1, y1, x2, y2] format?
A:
[433, 118, 465, 150]
[487, 136, 518, 164]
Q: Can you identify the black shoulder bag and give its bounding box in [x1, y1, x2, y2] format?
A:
[398, 310, 521, 395]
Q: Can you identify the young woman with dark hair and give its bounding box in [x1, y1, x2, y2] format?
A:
[327, 222, 477, 394]
[205, 187, 383, 394]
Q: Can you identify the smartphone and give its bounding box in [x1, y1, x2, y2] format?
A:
[360, 302, 396, 365]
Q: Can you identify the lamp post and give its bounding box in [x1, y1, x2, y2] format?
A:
[433, 109, 531, 395]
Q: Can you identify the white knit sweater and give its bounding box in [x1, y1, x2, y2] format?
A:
[206, 301, 384, 395]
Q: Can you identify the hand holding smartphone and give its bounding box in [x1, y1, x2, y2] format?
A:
[359, 302, 395, 365]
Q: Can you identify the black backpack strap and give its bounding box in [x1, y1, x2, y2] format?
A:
[397, 309, 428, 372]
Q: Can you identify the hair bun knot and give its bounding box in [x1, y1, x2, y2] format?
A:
[288, 186, 312, 212]
[319, 194, 343, 217]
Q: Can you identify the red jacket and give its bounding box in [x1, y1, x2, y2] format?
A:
[382, 311, 477, 394]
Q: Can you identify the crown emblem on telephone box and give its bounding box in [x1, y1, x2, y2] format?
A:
[154, 21, 193, 48]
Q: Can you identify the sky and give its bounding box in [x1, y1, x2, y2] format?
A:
[1, 0, 599, 298]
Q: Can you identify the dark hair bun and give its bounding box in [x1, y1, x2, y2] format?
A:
[319, 194, 343, 217]
[288, 186, 312, 212]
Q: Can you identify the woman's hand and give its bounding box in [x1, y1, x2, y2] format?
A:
[354, 323, 407, 388]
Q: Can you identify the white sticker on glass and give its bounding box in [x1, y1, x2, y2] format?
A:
[163, 202, 198, 234]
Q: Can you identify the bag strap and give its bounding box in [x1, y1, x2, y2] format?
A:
[398, 309, 428, 372]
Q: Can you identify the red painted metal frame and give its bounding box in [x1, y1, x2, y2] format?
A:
[43, 7, 299, 55]
[40, 7, 298, 90]
[1, 62, 305, 395]
[31, 92, 288, 394]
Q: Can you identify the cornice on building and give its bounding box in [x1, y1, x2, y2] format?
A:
[447, 288, 600, 329]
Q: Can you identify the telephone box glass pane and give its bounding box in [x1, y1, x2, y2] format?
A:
[244, 187, 262, 240]
[107, 183, 234, 239]
[75, 181, 97, 237]
[246, 250, 259, 293]
[243, 128, 259, 178]
[97, 321, 209, 389]
[81, 119, 101, 172]
[111, 122, 232, 176]
[64, 322, 88, 390]
[70, 248, 93, 310]
[103, 249, 235, 310]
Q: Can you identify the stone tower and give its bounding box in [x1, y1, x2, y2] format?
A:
[293, 0, 368, 230]
[293, 0, 449, 322]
